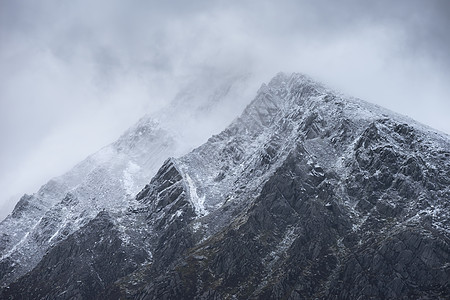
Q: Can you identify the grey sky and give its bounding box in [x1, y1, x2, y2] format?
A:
[0, 0, 449, 219]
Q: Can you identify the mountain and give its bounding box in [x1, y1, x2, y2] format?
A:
[1, 72, 449, 299]
[0, 72, 252, 288]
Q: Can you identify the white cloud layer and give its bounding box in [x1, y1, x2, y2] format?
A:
[0, 0, 449, 219]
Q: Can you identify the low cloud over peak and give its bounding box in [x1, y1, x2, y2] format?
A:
[0, 0, 449, 219]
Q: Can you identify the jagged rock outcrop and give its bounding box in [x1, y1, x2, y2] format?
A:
[1, 72, 449, 299]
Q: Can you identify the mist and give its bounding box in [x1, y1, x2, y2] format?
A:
[1, 0, 449, 219]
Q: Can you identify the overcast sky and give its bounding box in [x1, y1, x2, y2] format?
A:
[1, 0, 449, 219]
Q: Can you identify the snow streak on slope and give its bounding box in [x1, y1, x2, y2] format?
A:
[185, 174, 208, 217]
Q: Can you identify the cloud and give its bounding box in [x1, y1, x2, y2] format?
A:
[0, 0, 449, 219]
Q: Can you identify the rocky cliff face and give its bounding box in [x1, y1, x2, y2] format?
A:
[1, 73, 449, 299]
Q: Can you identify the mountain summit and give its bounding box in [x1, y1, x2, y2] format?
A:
[1, 72, 449, 299]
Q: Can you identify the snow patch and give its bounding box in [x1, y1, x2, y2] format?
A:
[123, 161, 141, 195]
[185, 174, 208, 216]
[47, 228, 61, 243]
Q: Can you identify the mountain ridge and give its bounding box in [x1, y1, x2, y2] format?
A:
[1, 72, 449, 299]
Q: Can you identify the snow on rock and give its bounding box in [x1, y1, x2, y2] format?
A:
[123, 161, 142, 196]
[185, 174, 208, 217]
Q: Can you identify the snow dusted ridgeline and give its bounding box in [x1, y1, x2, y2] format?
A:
[1, 72, 450, 299]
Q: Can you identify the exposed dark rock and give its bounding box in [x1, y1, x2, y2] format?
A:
[0, 211, 148, 300]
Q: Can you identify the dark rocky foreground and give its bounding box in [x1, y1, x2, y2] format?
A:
[1, 73, 449, 299]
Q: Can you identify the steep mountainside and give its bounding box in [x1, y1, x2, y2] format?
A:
[1, 73, 449, 299]
[0, 73, 252, 288]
